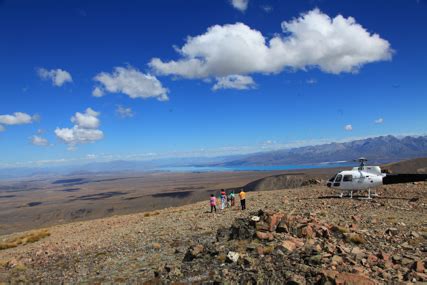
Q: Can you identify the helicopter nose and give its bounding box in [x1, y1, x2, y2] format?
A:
[326, 182, 331, 188]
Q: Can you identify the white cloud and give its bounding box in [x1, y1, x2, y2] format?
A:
[37, 68, 73, 87]
[71, 108, 100, 129]
[306, 78, 317, 84]
[230, 0, 249, 12]
[374, 117, 384, 124]
[0, 125, 5, 132]
[92, 86, 104, 97]
[0, 112, 36, 125]
[116, 105, 134, 118]
[344, 124, 353, 131]
[212, 75, 255, 90]
[55, 108, 103, 149]
[31, 135, 49, 147]
[55, 126, 103, 147]
[150, 9, 392, 89]
[93, 66, 169, 101]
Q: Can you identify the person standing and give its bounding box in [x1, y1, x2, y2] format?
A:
[210, 194, 217, 213]
[220, 189, 226, 210]
[239, 189, 246, 210]
[230, 191, 235, 207]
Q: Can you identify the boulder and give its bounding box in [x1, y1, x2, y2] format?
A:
[276, 221, 289, 233]
[282, 240, 297, 252]
[344, 233, 366, 244]
[183, 244, 204, 262]
[415, 260, 425, 273]
[331, 255, 343, 265]
[385, 228, 398, 236]
[286, 274, 306, 285]
[226, 251, 240, 263]
[256, 231, 274, 241]
[256, 223, 270, 232]
[229, 218, 256, 240]
[251, 216, 260, 222]
[298, 224, 314, 239]
[366, 254, 378, 265]
[268, 213, 284, 232]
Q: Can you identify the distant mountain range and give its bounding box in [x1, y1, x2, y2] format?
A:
[1, 135, 427, 179]
[220, 135, 427, 166]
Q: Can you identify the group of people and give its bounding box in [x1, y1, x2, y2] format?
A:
[209, 189, 246, 213]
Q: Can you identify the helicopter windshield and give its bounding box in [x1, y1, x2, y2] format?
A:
[328, 175, 337, 182]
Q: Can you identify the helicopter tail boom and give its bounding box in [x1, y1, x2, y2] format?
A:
[383, 174, 427, 185]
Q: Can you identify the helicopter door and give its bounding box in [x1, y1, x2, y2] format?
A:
[339, 174, 357, 190]
[333, 174, 342, 187]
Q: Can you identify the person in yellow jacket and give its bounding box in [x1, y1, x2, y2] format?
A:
[239, 189, 246, 210]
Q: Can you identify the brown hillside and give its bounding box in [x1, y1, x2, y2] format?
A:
[383, 157, 427, 174]
[0, 182, 426, 283]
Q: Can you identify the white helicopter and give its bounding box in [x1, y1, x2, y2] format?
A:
[326, 157, 427, 199]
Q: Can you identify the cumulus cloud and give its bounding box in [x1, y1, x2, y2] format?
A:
[93, 66, 169, 101]
[37, 68, 73, 87]
[116, 105, 134, 118]
[55, 108, 103, 149]
[0, 125, 4, 132]
[344, 124, 353, 131]
[0, 112, 36, 125]
[374, 117, 384, 124]
[71, 108, 100, 129]
[212, 75, 255, 90]
[150, 9, 392, 89]
[230, 0, 249, 12]
[31, 135, 50, 147]
[92, 86, 104, 97]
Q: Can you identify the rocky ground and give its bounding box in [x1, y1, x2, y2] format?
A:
[0, 182, 426, 284]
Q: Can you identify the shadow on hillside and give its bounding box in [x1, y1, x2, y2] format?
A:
[151, 191, 193, 199]
[68, 191, 127, 201]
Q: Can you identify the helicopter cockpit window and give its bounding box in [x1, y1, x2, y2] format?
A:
[335, 174, 342, 182]
[328, 175, 337, 182]
[343, 175, 353, 182]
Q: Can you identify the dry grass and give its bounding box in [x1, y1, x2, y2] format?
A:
[143, 211, 160, 217]
[262, 245, 275, 255]
[344, 233, 366, 244]
[332, 225, 349, 234]
[0, 229, 50, 250]
[217, 253, 226, 263]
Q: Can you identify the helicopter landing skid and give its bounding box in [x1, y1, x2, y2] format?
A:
[339, 189, 378, 200]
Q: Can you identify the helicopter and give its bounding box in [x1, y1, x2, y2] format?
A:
[326, 157, 427, 199]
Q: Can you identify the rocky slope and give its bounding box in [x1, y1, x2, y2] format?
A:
[0, 182, 426, 284]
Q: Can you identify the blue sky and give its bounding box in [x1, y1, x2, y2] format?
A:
[0, 0, 426, 167]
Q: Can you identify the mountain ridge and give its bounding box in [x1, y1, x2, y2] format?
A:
[220, 135, 427, 166]
[1, 135, 427, 179]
